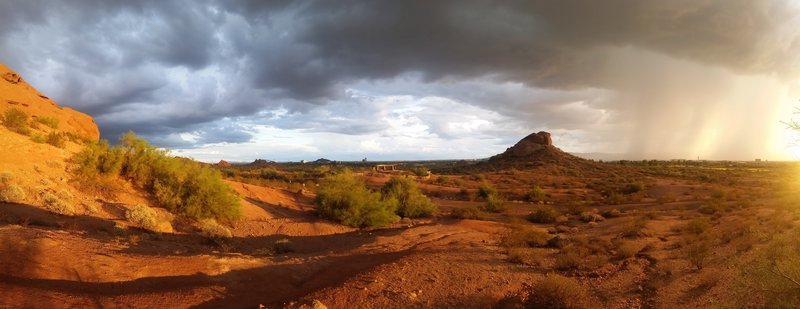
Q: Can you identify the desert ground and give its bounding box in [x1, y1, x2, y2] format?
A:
[2, 64, 800, 308]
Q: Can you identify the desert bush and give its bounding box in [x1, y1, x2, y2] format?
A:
[507, 247, 533, 264]
[615, 240, 639, 259]
[563, 202, 586, 215]
[601, 208, 622, 218]
[621, 216, 650, 238]
[73, 132, 241, 223]
[199, 219, 233, 239]
[656, 193, 677, 204]
[0, 171, 12, 183]
[684, 238, 711, 270]
[525, 274, 591, 309]
[451, 206, 487, 220]
[273, 238, 295, 253]
[36, 116, 59, 129]
[315, 170, 399, 228]
[435, 175, 450, 185]
[0, 184, 26, 202]
[45, 132, 67, 148]
[555, 246, 586, 270]
[41, 191, 74, 215]
[733, 232, 800, 308]
[483, 193, 508, 212]
[2, 108, 30, 135]
[524, 185, 547, 202]
[409, 166, 430, 177]
[579, 210, 605, 223]
[30, 133, 46, 143]
[527, 206, 561, 224]
[478, 183, 498, 199]
[381, 176, 437, 218]
[619, 182, 644, 194]
[686, 217, 711, 235]
[125, 204, 161, 231]
[503, 226, 550, 248]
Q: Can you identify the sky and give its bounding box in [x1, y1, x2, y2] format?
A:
[1, 0, 800, 162]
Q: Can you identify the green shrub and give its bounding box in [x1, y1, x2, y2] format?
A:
[381, 176, 438, 218]
[483, 193, 508, 212]
[199, 219, 232, 238]
[2, 108, 30, 135]
[451, 206, 487, 220]
[315, 170, 399, 228]
[46, 132, 67, 148]
[72, 132, 241, 222]
[36, 116, 59, 129]
[525, 274, 591, 308]
[0, 184, 26, 202]
[527, 206, 561, 224]
[524, 185, 547, 202]
[125, 204, 160, 231]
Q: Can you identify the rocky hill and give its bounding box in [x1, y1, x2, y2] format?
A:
[1, 63, 99, 141]
[487, 131, 588, 169]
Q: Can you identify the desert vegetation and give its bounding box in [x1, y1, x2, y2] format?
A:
[314, 170, 399, 227]
[381, 176, 437, 218]
[73, 132, 241, 222]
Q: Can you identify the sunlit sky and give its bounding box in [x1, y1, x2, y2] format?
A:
[2, 1, 799, 162]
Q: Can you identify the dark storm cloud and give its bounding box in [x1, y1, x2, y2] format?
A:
[0, 0, 797, 154]
[227, 0, 798, 98]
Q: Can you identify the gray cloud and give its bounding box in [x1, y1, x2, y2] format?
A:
[0, 0, 797, 159]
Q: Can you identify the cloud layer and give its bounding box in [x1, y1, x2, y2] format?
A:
[1, 0, 798, 160]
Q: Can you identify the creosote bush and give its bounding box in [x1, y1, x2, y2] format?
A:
[0, 184, 26, 202]
[41, 191, 74, 215]
[315, 170, 399, 228]
[125, 204, 160, 231]
[451, 206, 487, 220]
[74, 132, 241, 223]
[524, 185, 547, 202]
[36, 116, 59, 129]
[46, 132, 67, 148]
[199, 219, 233, 239]
[527, 206, 561, 224]
[381, 176, 437, 218]
[2, 108, 30, 135]
[525, 274, 591, 309]
[483, 193, 508, 212]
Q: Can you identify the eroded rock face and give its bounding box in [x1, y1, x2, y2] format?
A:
[2, 72, 21, 84]
[521, 131, 552, 146]
[217, 160, 231, 167]
[502, 131, 553, 158]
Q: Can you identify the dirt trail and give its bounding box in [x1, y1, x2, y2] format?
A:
[0, 180, 510, 308]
